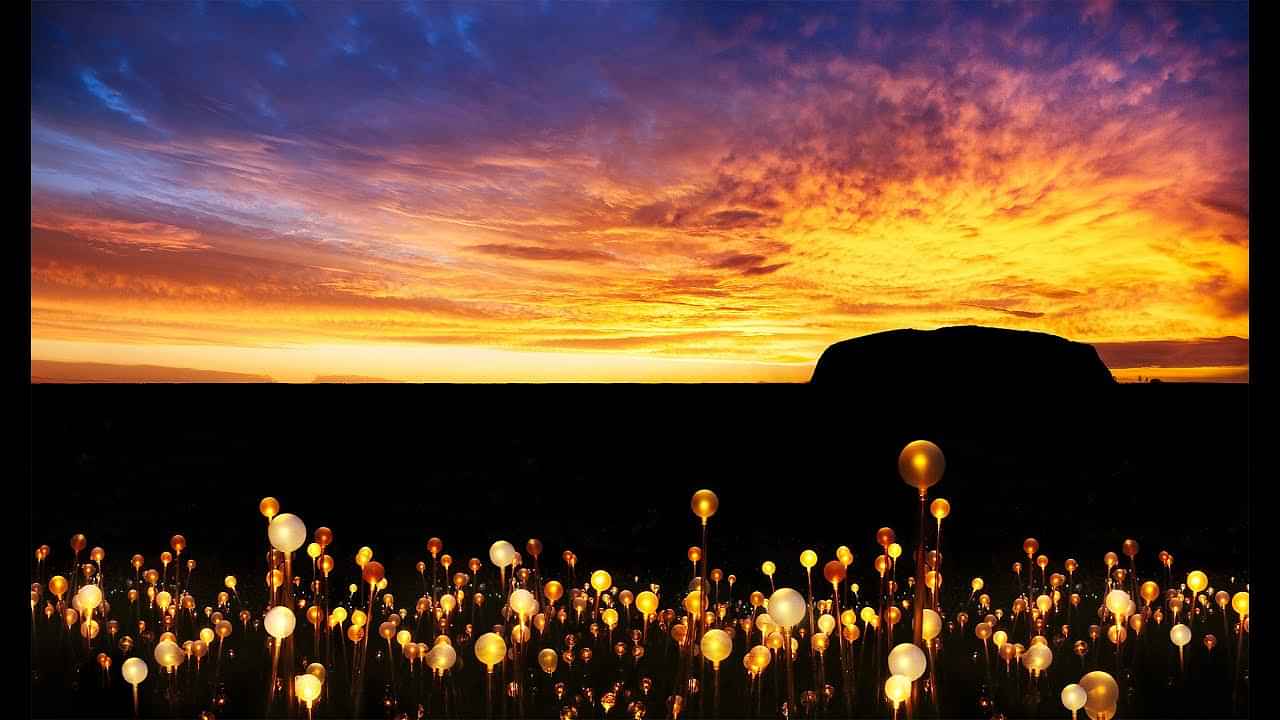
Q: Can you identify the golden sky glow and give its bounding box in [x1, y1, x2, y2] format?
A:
[31, 2, 1248, 381]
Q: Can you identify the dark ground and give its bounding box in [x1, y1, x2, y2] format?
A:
[28, 383, 1250, 718]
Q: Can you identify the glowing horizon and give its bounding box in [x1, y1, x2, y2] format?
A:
[31, 2, 1248, 382]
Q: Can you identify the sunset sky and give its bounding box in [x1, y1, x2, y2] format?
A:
[30, 1, 1248, 382]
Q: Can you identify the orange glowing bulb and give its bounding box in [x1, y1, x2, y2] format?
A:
[691, 490, 719, 522]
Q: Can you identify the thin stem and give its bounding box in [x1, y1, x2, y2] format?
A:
[486, 668, 494, 720]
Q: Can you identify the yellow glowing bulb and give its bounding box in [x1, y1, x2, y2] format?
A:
[1186, 571, 1208, 594]
[590, 570, 612, 593]
[1232, 592, 1249, 617]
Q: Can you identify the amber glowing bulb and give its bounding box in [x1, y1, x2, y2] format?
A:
[691, 490, 719, 524]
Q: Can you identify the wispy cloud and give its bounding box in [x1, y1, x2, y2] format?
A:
[468, 244, 616, 263]
[79, 69, 147, 124]
[963, 304, 1047, 320]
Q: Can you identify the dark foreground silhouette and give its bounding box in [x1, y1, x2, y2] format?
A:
[28, 329, 1249, 718]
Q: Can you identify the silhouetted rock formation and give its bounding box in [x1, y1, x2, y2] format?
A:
[811, 326, 1114, 389]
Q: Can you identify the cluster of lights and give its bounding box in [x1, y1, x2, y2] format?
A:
[29, 441, 1249, 719]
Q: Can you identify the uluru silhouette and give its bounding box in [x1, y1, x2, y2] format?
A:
[811, 325, 1115, 388]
